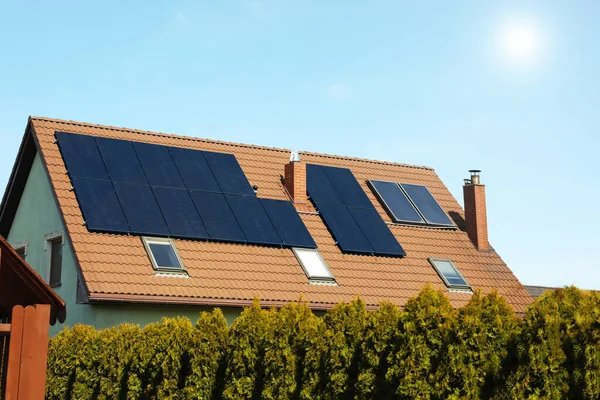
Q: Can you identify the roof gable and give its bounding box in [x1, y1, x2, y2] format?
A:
[24, 117, 533, 312]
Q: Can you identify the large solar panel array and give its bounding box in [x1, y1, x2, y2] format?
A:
[55, 132, 316, 249]
[307, 164, 406, 257]
[369, 180, 455, 228]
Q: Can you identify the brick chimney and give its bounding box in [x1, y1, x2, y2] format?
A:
[284, 150, 307, 204]
[463, 170, 489, 251]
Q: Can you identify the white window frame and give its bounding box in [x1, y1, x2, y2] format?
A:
[428, 258, 471, 290]
[292, 248, 337, 285]
[142, 237, 186, 273]
[44, 230, 64, 287]
[13, 240, 29, 258]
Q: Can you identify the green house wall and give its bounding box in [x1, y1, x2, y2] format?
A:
[7, 153, 240, 336]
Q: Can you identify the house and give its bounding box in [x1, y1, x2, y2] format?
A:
[0, 117, 533, 334]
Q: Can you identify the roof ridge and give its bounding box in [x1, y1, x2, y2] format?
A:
[29, 116, 434, 171]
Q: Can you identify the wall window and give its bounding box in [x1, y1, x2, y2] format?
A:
[45, 232, 64, 287]
[13, 240, 28, 260]
[143, 237, 185, 272]
[293, 248, 336, 284]
[428, 258, 470, 289]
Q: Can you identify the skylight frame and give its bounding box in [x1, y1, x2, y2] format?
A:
[142, 237, 186, 273]
[292, 248, 337, 284]
[428, 258, 471, 289]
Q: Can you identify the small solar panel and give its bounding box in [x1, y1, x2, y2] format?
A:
[203, 151, 255, 196]
[315, 203, 374, 254]
[133, 142, 185, 188]
[96, 137, 148, 184]
[226, 195, 282, 246]
[369, 180, 425, 224]
[114, 182, 170, 236]
[400, 184, 454, 227]
[260, 199, 317, 248]
[169, 147, 221, 192]
[152, 187, 209, 239]
[349, 207, 406, 257]
[71, 178, 129, 233]
[189, 191, 246, 242]
[55, 132, 109, 180]
[322, 166, 373, 209]
[306, 164, 344, 206]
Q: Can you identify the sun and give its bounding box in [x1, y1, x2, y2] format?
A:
[496, 16, 545, 68]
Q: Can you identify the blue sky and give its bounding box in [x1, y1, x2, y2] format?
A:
[1, 1, 598, 289]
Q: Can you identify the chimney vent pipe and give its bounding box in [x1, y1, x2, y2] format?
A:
[469, 169, 481, 185]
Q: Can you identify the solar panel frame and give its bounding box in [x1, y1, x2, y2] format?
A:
[152, 186, 209, 240]
[259, 198, 317, 249]
[189, 190, 247, 243]
[368, 180, 426, 225]
[349, 207, 406, 257]
[315, 203, 374, 254]
[96, 137, 148, 184]
[168, 147, 222, 193]
[55, 132, 110, 180]
[133, 142, 185, 188]
[202, 151, 255, 196]
[399, 183, 455, 227]
[321, 166, 373, 209]
[71, 177, 130, 233]
[114, 182, 170, 236]
[226, 195, 282, 246]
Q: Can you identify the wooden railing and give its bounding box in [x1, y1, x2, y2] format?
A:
[0, 305, 50, 400]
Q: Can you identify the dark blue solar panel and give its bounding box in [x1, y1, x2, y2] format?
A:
[152, 187, 209, 239]
[114, 182, 169, 236]
[169, 147, 221, 192]
[71, 178, 129, 232]
[226, 195, 281, 246]
[96, 137, 147, 184]
[260, 199, 317, 249]
[349, 208, 406, 257]
[322, 166, 373, 209]
[369, 180, 425, 224]
[189, 191, 246, 242]
[133, 142, 185, 188]
[55, 132, 109, 180]
[315, 203, 374, 254]
[400, 184, 454, 227]
[203, 151, 255, 196]
[306, 164, 344, 205]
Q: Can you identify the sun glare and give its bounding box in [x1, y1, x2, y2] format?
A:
[496, 16, 545, 69]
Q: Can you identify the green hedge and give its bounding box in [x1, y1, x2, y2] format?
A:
[46, 286, 600, 399]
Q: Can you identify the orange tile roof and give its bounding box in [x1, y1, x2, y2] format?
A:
[30, 116, 533, 313]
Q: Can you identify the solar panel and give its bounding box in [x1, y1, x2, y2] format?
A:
[369, 180, 425, 224]
[400, 184, 454, 227]
[133, 142, 185, 188]
[55, 132, 109, 180]
[322, 166, 373, 209]
[168, 147, 221, 192]
[71, 178, 129, 233]
[189, 191, 247, 242]
[203, 151, 255, 196]
[114, 182, 170, 236]
[152, 186, 209, 239]
[306, 164, 344, 205]
[96, 137, 148, 184]
[315, 203, 374, 254]
[349, 208, 406, 256]
[260, 199, 317, 248]
[226, 195, 282, 246]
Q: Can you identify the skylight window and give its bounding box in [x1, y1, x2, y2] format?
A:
[143, 237, 185, 272]
[368, 180, 455, 228]
[429, 258, 470, 289]
[293, 248, 336, 284]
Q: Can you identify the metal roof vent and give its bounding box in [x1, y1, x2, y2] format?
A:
[290, 149, 300, 162]
[468, 170, 481, 185]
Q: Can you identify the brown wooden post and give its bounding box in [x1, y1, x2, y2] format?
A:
[18, 304, 51, 399]
[5, 305, 24, 400]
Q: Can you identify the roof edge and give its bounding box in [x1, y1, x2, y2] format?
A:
[29, 116, 434, 171]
